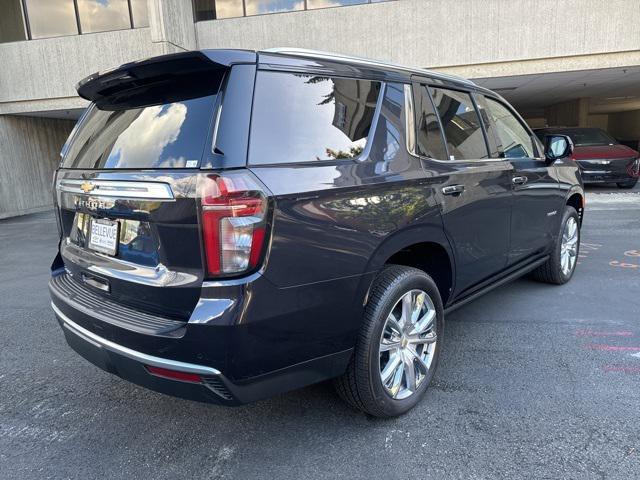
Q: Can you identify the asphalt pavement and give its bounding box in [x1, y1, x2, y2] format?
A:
[1, 183, 639, 479]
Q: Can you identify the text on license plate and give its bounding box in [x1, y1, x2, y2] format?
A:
[89, 218, 119, 255]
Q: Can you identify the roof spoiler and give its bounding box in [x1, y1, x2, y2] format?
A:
[76, 50, 256, 109]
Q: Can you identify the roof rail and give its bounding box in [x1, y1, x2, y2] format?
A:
[261, 47, 476, 86]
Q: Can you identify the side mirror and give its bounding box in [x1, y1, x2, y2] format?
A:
[544, 134, 574, 164]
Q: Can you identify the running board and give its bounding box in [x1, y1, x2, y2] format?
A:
[444, 255, 549, 314]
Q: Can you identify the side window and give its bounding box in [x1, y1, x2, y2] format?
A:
[367, 82, 411, 174]
[483, 97, 534, 159]
[472, 94, 500, 158]
[429, 87, 489, 160]
[413, 85, 448, 160]
[249, 71, 381, 165]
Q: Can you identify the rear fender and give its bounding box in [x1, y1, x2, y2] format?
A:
[358, 224, 455, 308]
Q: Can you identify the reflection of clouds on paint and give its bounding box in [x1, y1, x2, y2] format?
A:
[110, 103, 187, 168]
[77, 0, 130, 33]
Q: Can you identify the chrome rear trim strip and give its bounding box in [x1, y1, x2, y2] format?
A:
[51, 302, 220, 376]
[57, 179, 174, 200]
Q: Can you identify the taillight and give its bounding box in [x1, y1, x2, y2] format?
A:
[198, 172, 269, 277]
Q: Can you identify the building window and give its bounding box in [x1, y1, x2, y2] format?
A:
[0, 0, 149, 43]
[0, 0, 28, 42]
[245, 0, 303, 16]
[25, 0, 79, 39]
[307, 0, 368, 9]
[193, 0, 393, 21]
[77, 0, 131, 34]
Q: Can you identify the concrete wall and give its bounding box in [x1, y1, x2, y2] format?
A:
[544, 99, 590, 128]
[0, 116, 74, 219]
[608, 110, 640, 142]
[149, 0, 197, 52]
[525, 117, 547, 129]
[0, 28, 162, 108]
[587, 114, 609, 131]
[1, 0, 639, 113]
[196, 0, 640, 76]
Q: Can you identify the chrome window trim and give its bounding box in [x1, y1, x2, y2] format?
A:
[404, 84, 416, 156]
[263, 48, 476, 87]
[57, 179, 175, 200]
[51, 302, 221, 376]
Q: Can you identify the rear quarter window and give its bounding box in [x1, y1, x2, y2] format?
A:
[248, 71, 381, 165]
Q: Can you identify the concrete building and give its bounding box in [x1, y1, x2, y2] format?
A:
[1, 0, 639, 218]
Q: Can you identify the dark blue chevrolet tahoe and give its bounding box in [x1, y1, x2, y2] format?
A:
[50, 49, 584, 417]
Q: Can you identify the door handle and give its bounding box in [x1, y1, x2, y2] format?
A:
[512, 176, 528, 185]
[442, 185, 465, 196]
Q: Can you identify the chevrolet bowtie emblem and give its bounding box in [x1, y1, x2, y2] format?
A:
[80, 181, 96, 193]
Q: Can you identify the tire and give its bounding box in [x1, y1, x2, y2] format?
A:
[530, 206, 580, 285]
[334, 265, 443, 417]
[617, 179, 638, 189]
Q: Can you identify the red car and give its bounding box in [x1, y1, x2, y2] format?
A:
[535, 127, 639, 189]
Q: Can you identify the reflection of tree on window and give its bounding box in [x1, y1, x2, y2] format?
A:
[326, 145, 364, 159]
[249, 72, 381, 164]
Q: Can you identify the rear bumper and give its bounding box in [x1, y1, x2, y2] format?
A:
[579, 159, 639, 184]
[52, 302, 236, 404]
[49, 270, 361, 405]
[53, 301, 353, 405]
[581, 171, 636, 184]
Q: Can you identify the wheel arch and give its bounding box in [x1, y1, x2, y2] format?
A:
[565, 186, 585, 226]
[364, 225, 455, 306]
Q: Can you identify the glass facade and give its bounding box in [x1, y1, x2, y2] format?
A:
[0, 0, 28, 42]
[194, 0, 393, 21]
[1, 0, 390, 42]
[0, 0, 148, 43]
[77, 0, 131, 34]
[25, 0, 78, 39]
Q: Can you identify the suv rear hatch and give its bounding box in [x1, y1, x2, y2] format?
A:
[53, 51, 249, 321]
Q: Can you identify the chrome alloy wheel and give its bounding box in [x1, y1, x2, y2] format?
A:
[560, 216, 579, 276]
[379, 289, 437, 400]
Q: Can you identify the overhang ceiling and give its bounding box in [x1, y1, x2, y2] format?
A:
[474, 66, 640, 117]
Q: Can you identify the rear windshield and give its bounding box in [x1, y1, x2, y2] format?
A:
[61, 95, 216, 169]
[536, 128, 617, 147]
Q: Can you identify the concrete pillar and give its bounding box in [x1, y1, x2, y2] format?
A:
[148, 0, 197, 53]
[544, 98, 590, 127]
[0, 115, 74, 219]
